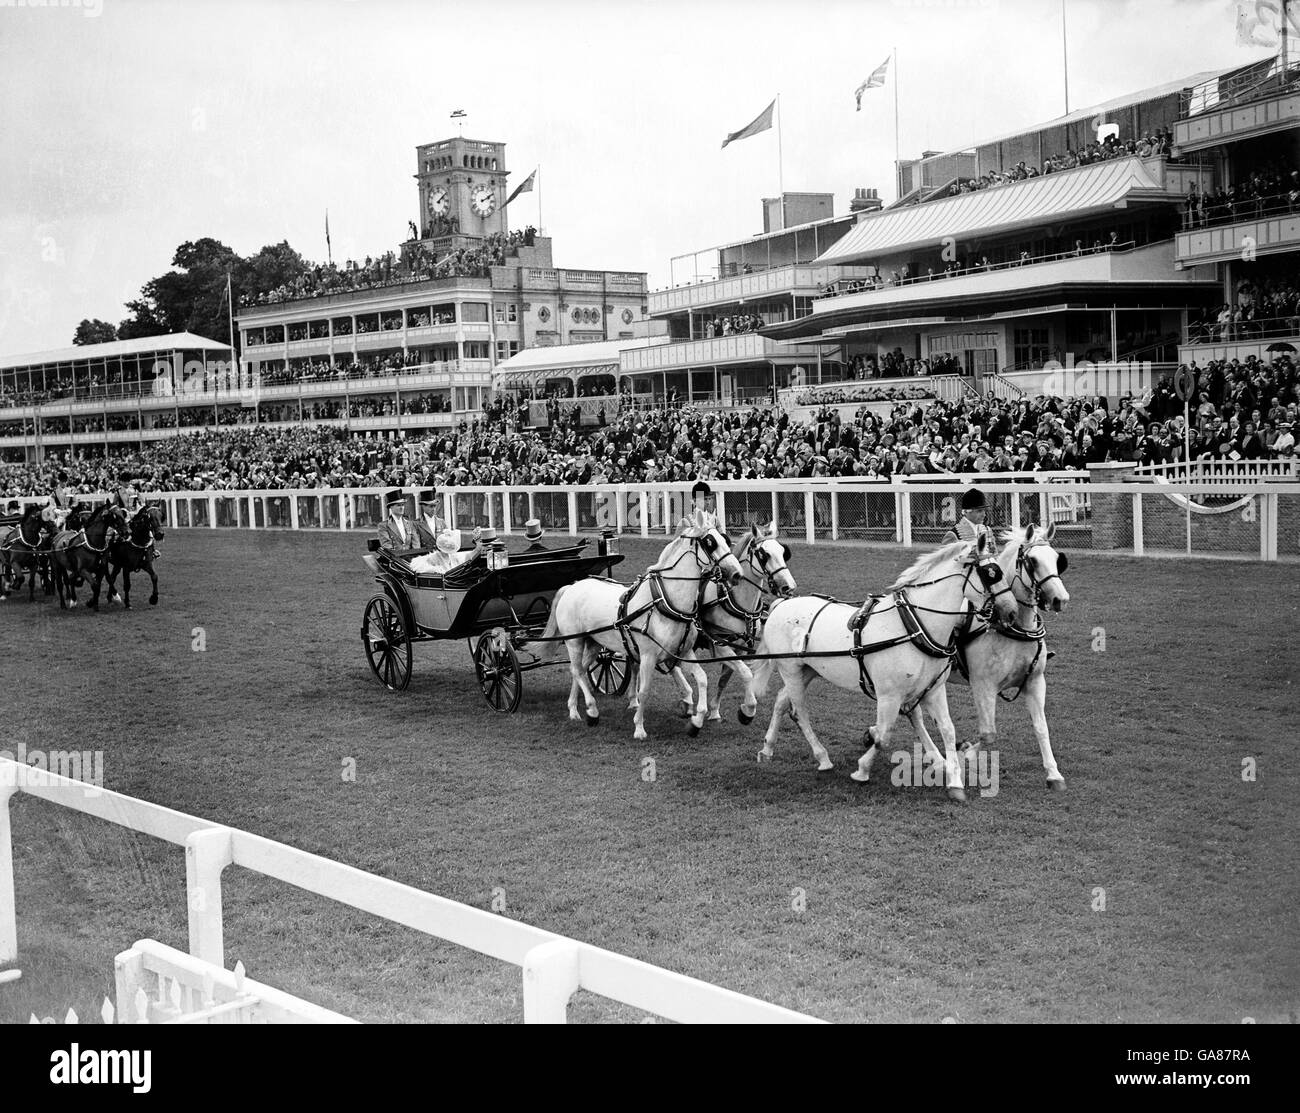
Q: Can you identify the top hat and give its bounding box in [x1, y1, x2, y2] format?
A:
[385, 489, 407, 509]
[417, 488, 439, 506]
[524, 518, 543, 541]
[478, 527, 497, 543]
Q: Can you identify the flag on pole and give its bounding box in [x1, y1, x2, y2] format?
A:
[505, 168, 537, 207]
[325, 210, 331, 261]
[721, 99, 775, 149]
[855, 56, 891, 110]
[1236, 0, 1276, 46]
[450, 108, 467, 119]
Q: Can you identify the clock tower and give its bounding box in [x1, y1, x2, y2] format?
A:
[415, 137, 510, 239]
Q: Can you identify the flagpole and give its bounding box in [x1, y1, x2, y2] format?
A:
[893, 47, 900, 202]
[226, 271, 240, 396]
[1062, 0, 1071, 115]
[776, 93, 785, 229]
[538, 165, 543, 236]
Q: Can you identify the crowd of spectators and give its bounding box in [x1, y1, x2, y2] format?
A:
[1183, 162, 1300, 229]
[947, 130, 1172, 197]
[701, 314, 764, 338]
[1188, 270, 1300, 343]
[244, 229, 535, 308]
[5, 353, 1295, 499]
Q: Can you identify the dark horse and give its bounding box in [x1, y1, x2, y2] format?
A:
[0, 507, 53, 602]
[107, 504, 165, 608]
[49, 505, 125, 610]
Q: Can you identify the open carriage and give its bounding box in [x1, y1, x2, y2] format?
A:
[360, 535, 633, 712]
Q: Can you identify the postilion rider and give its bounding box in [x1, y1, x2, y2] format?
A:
[941, 487, 992, 546]
[110, 471, 161, 559]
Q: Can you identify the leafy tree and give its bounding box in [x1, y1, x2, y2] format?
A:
[72, 318, 118, 346]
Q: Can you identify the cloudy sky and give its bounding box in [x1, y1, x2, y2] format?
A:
[0, 0, 1268, 357]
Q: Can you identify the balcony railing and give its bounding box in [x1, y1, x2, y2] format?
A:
[1180, 190, 1299, 232]
[816, 241, 1138, 300]
[1185, 313, 1300, 347]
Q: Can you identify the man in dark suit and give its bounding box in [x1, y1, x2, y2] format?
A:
[376, 490, 419, 551]
[413, 489, 448, 549]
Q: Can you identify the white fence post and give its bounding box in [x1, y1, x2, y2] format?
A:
[207, 494, 217, 529]
[567, 491, 578, 537]
[1132, 493, 1144, 556]
[615, 487, 627, 534]
[899, 490, 912, 548]
[289, 496, 300, 531]
[0, 781, 18, 963]
[640, 489, 649, 538]
[522, 939, 581, 1024]
[804, 492, 815, 545]
[830, 490, 839, 541]
[185, 828, 234, 968]
[714, 490, 727, 532]
[770, 491, 779, 533]
[500, 492, 511, 535]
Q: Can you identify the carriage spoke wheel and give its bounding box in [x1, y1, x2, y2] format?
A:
[474, 630, 522, 714]
[587, 647, 634, 697]
[362, 593, 411, 692]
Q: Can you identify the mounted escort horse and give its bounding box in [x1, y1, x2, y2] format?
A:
[669, 522, 798, 727]
[541, 509, 744, 741]
[106, 504, 165, 608]
[49, 505, 126, 610]
[938, 524, 1071, 791]
[0, 505, 53, 602]
[752, 533, 1017, 800]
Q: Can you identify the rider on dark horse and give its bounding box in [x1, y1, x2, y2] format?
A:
[110, 471, 160, 560]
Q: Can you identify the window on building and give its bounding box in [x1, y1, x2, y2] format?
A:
[461, 302, 489, 323]
[1012, 328, 1050, 369]
[495, 341, 521, 362]
[507, 303, 518, 323]
[463, 341, 491, 360]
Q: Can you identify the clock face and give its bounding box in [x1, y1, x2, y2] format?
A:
[471, 186, 496, 218]
[427, 187, 449, 216]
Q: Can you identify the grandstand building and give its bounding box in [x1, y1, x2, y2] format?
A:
[622, 70, 1300, 409]
[0, 333, 234, 465]
[234, 135, 647, 433]
[0, 135, 647, 465]
[1169, 57, 1300, 366]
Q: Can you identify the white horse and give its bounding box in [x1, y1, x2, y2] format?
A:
[940, 524, 1071, 791]
[542, 509, 744, 741]
[668, 523, 797, 726]
[751, 534, 1017, 800]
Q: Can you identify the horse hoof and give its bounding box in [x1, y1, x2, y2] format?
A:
[737, 708, 755, 725]
[947, 786, 968, 803]
[677, 701, 692, 719]
[849, 770, 870, 783]
[687, 723, 701, 738]
[817, 762, 835, 774]
[756, 751, 771, 764]
[584, 713, 599, 727]
[123, 602, 131, 611]
[1047, 778, 1066, 793]
[149, 597, 158, 606]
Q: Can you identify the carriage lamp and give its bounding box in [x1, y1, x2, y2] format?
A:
[599, 528, 618, 558]
[488, 540, 509, 571]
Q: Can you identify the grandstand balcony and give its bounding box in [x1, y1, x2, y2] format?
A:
[618, 332, 822, 374]
[1179, 314, 1300, 365]
[1174, 75, 1300, 155]
[648, 264, 875, 316]
[1175, 196, 1300, 265]
[771, 242, 1216, 339]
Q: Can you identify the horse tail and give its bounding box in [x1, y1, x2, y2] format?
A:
[538, 585, 570, 661]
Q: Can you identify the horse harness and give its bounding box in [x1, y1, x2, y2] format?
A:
[695, 540, 792, 654]
[614, 533, 730, 671]
[952, 540, 1066, 701]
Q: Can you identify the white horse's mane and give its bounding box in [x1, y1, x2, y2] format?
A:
[889, 540, 972, 590]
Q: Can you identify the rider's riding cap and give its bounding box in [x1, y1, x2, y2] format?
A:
[691, 481, 712, 502]
[960, 488, 987, 511]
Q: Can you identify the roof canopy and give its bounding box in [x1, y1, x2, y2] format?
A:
[492, 336, 666, 385]
[1, 332, 230, 372]
[817, 157, 1171, 266]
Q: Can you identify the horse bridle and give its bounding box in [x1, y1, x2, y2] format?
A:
[1015, 542, 1068, 605]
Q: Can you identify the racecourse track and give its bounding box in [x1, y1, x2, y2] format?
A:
[1, 530, 1297, 1023]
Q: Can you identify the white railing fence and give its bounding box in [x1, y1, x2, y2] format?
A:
[7, 473, 1298, 560]
[0, 760, 823, 1024]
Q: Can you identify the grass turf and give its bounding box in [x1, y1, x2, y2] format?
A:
[0, 530, 1297, 1023]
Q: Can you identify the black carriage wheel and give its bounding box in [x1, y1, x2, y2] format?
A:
[587, 647, 634, 697]
[362, 593, 412, 692]
[474, 630, 522, 714]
